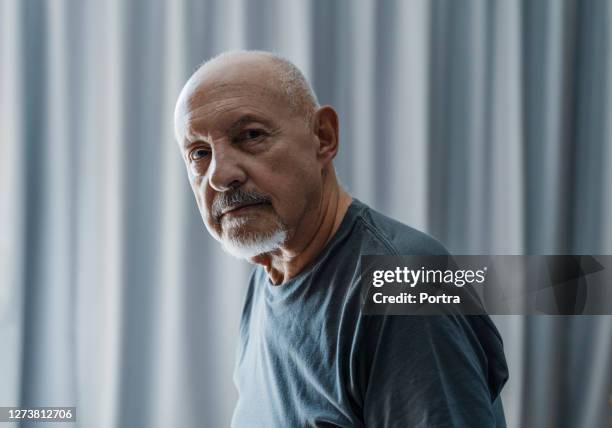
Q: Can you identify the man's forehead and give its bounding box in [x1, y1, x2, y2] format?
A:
[184, 80, 286, 115]
[184, 110, 275, 143]
[177, 83, 285, 144]
[175, 56, 296, 144]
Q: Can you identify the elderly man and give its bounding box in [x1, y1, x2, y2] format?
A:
[174, 51, 508, 427]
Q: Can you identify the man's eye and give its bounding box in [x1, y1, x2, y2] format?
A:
[189, 148, 210, 161]
[239, 129, 266, 141]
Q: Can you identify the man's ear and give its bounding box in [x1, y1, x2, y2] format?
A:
[313, 106, 339, 165]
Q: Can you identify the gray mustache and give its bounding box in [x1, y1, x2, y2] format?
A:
[212, 189, 271, 220]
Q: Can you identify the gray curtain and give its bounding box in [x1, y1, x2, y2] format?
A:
[1, 0, 611, 427]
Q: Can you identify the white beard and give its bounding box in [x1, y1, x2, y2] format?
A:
[216, 216, 287, 260]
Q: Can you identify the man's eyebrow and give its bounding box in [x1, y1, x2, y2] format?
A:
[181, 114, 275, 149]
[226, 114, 274, 134]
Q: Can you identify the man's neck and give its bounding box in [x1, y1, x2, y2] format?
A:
[251, 183, 352, 285]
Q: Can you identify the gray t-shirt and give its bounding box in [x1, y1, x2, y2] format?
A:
[231, 199, 508, 427]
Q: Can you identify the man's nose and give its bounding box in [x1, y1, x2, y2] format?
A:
[208, 146, 246, 192]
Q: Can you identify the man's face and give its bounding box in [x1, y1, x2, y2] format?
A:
[175, 71, 323, 258]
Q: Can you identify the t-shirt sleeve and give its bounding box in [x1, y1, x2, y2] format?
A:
[360, 314, 503, 427]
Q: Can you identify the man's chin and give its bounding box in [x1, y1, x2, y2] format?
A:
[219, 229, 287, 261]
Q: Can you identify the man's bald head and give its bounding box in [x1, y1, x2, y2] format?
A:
[174, 49, 342, 262]
[174, 50, 319, 142]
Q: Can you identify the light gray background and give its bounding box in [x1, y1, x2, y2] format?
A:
[1, 0, 611, 427]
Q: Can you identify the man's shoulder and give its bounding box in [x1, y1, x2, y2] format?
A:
[350, 199, 449, 256]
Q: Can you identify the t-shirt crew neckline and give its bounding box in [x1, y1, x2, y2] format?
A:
[263, 198, 363, 298]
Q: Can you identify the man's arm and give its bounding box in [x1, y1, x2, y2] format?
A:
[360, 314, 507, 427]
